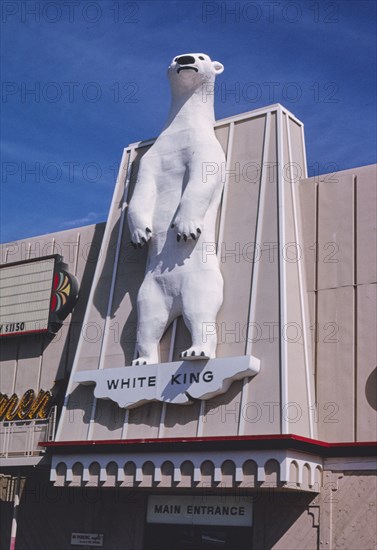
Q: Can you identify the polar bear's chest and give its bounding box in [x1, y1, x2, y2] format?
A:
[145, 139, 191, 177]
[160, 155, 183, 173]
[152, 126, 215, 158]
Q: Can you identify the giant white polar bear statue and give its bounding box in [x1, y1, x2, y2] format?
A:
[128, 53, 225, 365]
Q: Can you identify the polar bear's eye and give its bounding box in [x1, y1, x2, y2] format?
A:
[199, 56, 205, 60]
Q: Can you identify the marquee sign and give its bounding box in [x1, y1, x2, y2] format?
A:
[74, 355, 260, 408]
[147, 495, 253, 527]
[0, 255, 79, 337]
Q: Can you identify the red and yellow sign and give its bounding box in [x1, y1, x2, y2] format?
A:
[0, 389, 52, 421]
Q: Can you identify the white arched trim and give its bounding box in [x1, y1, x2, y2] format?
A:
[50, 449, 323, 492]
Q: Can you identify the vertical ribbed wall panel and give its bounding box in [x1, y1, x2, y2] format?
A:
[299, 164, 376, 443]
[276, 110, 315, 437]
[241, 112, 281, 435]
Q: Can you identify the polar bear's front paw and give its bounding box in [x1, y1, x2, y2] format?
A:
[131, 227, 152, 248]
[171, 221, 203, 242]
[180, 348, 209, 360]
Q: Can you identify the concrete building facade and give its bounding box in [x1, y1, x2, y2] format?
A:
[1, 105, 376, 549]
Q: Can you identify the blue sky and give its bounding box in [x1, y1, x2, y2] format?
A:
[1, 0, 376, 243]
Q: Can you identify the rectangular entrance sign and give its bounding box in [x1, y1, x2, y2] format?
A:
[147, 495, 253, 527]
[71, 533, 103, 547]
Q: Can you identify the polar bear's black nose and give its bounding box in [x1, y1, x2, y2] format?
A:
[176, 55, 196, 65]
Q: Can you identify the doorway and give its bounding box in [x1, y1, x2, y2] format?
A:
[144, 524, 253, 550]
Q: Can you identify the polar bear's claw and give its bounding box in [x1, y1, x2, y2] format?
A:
[171, 221, 203, 242]
[130, 227, 152, 248]
[180, 348, 209, 360]
[132, 358, 148, 366]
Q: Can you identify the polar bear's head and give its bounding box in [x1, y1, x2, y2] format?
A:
[168, 53, 224, 94]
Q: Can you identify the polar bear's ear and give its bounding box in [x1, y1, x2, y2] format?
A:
[212, 61, 224, 74]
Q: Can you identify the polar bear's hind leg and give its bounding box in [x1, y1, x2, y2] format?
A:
[180, 272, 223, 360]
[132, 278, 172, 365]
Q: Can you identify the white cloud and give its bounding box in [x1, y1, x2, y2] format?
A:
[60, 211, 106, 228]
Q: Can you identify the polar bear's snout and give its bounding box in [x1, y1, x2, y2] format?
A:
[176, 55, 196, 65]
[173, 54, 198, 74]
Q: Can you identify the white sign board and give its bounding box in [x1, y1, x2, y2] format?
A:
[0, 257, 55, 336]
[71, 533, 103, 547]
[147, 495, 253, 527]
[74, 355, 260, 408]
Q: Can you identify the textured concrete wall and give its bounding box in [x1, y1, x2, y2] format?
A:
[253, 468, 377, 549]
[252, 492, 318, 549]
[299, 164, 377, 442]
[326, 470, 377, 549]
